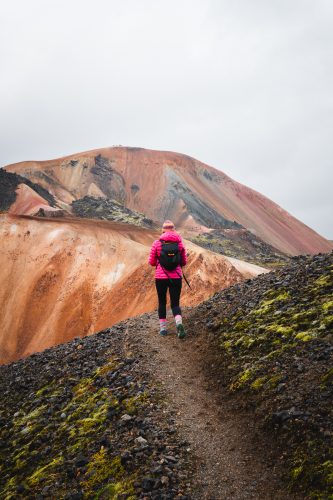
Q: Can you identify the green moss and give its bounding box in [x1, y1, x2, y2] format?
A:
[3, 476, 18, 494]
[292, 310, 318, 325]
[263, 289, 290, 300]
[94, 360, 117, 377]
[321, 315, 333, 328]
[214, 258, 333, 499]
[320, 460, 333, 484]
[72, 377, 94, 396]
[321, 300, 333, 313]
[62, 386, 118, 441]
[0, 356, 157, 500]
[321, 368, 333, 387]
[68, 410, 106, 438]
[290, 456, 333, 499]
[266, 324, 294, 336]
[267, 374, 282, 389]
[314, 275, 332, 287]
[122, 392, 148, 415]
[95, 483, 136, 499]
[295, 331, 315, 342]
[230, 369, 253, 391]
[27, 455, 64, 486]
[251, 292, 290, 316]
[251, 376, 267, 390]
[234, 320, 251, 331]
[234, 335, 255, 348]
[14, 405, 47, 427]
[35, 385, 51, 397]
[82, 448, 135, 497]
[12, 444, 30, 465]
[291, 464, 303, 480]
[221, 339, 232, 351]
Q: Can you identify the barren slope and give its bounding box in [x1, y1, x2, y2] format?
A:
[8, 183, 60, 216]
[5, 147, 332, 255]
[0, 214, 265, 364]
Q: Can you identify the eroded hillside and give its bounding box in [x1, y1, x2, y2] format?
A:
[0, 214, 266, 364]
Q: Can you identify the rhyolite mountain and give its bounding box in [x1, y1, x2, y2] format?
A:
[4, 146, 332, 257]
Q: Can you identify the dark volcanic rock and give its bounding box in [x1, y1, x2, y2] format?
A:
[91, 154, 127, 203]
[188, 228, 289, 269]
[0, 168, 56, 211]
[71, 195, 155, 228]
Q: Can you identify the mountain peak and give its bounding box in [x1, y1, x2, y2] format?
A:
[5, 147, 332, 255]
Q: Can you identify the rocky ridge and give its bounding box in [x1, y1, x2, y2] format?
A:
[71, 196, 155, 229]
[188, 229, 289, 269]
[190, 252, 333, 498]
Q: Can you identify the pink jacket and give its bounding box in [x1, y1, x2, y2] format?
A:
[148, 231, 187, 279]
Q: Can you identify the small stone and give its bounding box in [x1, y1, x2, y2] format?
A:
[135, 436, 148, 446]
[61, 412, 66, 419]
[99, 436, 111, 448]
[75, 455, 89, 467]
[120, 451, 132, 465]
[121, 414, 132, 422]
[164, 455, 178, 463]
[70, 493, 83, 500]
[161, 475, 169, 486]
[141, 477, 154, 491]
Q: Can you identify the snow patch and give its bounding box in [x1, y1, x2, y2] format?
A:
[10, 224, 18, 234]
[102, 263, 126, 287]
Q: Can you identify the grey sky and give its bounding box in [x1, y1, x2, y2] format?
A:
[1, 0, 332, 238]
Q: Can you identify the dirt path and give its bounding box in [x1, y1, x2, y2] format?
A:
[124, 311, 297, 500]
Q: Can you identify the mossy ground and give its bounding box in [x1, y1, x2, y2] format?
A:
[0, 358, 139, 498]
[191, 252, 333, 498]
[0, 331, 191, 499]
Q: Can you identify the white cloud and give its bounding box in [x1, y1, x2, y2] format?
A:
[1, 0, 332, 238]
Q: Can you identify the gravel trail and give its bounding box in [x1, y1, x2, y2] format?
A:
[125, 312, 297, 500]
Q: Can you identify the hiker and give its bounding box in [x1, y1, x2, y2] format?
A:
[148, 220, 187, 338]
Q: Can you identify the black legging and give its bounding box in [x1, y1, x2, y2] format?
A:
[155, 278, 182, 319]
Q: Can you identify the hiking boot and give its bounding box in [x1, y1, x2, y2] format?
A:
[177, 323, 186, 339]
[160, 328, 168, 336]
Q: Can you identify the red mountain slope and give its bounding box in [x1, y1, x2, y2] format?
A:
[0, 214, 266, 364]
[5, 147, 332, 255]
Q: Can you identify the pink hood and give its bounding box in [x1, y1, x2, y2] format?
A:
[159, 231, 182, 242]
[148, 231, 187, 279]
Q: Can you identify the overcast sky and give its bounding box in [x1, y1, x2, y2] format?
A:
[1, 0, 332, 238]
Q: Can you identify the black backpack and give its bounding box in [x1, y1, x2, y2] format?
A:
[158, 240, 181, 270]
